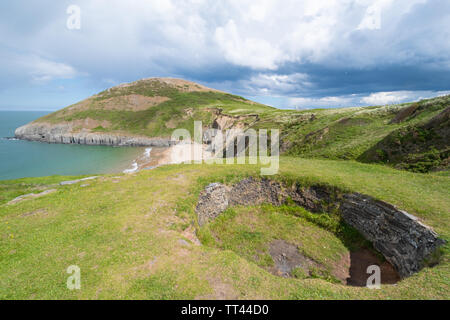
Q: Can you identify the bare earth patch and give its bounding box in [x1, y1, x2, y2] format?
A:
[158, 78, 223, 93]
[98, 95, 171, 111]
[268, 240, 321, 278]
[268, 240, 400, 286]
[72, 118, 112, 130]
[21, 209, 48, 218]
[342, 249, 400, 287]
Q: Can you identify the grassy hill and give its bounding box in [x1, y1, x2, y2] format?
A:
[1, 158, 448, 299]
[33, 78, 275, 138]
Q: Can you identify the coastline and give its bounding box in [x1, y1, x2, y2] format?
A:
[14, 122, 176, 147]
[122, 143, 216, 174]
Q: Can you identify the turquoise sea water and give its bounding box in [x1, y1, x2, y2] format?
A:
[0, 111, 144, 180]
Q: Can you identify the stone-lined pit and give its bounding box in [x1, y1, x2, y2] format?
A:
[195, 177, 445, 279]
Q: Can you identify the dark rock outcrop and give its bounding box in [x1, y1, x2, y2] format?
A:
[195, 178, 445, 278]
[196, 183, 231, 226]
[340, 193, 445, 277]
[228, 178, 285, 207]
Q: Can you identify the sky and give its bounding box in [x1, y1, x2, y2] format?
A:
[0, 0, 449, 111]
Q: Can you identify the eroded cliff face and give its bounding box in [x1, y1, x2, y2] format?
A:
[14, 123, 175, 147]
[195, 177, 445, 278]
[208, 108, 259, 131]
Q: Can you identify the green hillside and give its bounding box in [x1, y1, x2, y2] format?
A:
[34, 78, 275, 137]
[281, 95, 450, 173]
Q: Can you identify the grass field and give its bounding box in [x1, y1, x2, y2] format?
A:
[1, 157, 448, 299]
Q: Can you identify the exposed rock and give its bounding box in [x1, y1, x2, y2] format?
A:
[195, 178, 332, 225]
[15, 123, 176, 147]
[195, 178, 445, 278]
[288, 184, 337, 213]
[228, 177, 285, 207]
[7, 189, 57, 205]
[340, 193, 445, 277]
[178, 239, 191, 247]
[196, 183, 230, 226]
[207, 108, 259, 131]
[60, 176, 99, 186]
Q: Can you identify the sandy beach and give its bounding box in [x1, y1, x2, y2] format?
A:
[123, 143, 215, 174]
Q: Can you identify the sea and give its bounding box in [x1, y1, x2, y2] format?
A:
[0, 111, 146, 180]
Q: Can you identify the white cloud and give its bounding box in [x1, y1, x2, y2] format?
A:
[361, 90, 450, 105]
[26, 56, 79, 82]
[1, 52, 80, 83]
[212, 0, 433, 69]
[289, 95, 356, 109]
[360, 91, 412, 105]
[287, 90, 450, 109]
[215, 20, 282, 70]
[242, 73, 312, 95]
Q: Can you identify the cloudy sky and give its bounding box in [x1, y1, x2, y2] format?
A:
[1, 0, 449, 110]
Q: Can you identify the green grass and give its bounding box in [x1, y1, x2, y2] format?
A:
[0, 175, 92, 205]
[199, 204, 365, 274]
[1, 157, 448, 299]
[283, 95, 449, 172]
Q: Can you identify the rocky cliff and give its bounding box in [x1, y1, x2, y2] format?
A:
[15, 122, 175, 147]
